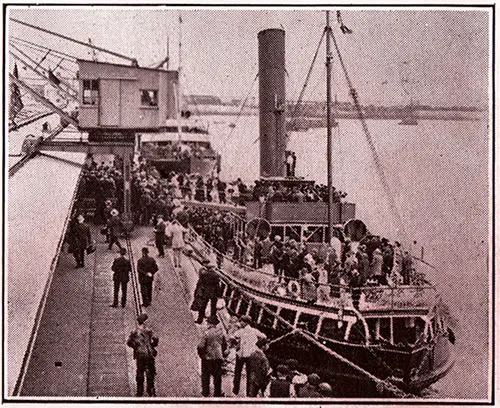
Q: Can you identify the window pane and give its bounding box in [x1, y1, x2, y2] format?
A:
[260, 304, 277, 327]
[379, 318, 391, 341]
[271, 226, 284, 240]
[277, 308, 297, 331]
[319, 318, 347, 341]
[303, 226, 323, 243]
[349, 320, 367, 344]
[141, 90, 158, 106]
[249, 302, 261, 322]
[297, 313, 319, 333]
[228, 290, 241, 312]
[285, 226, 301, 241]
[237, 297, 250, 316]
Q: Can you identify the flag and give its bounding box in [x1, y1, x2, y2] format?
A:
[9, 63, 24, 122]
[336, 11, 353, 34]
[48, 69, 61, 86]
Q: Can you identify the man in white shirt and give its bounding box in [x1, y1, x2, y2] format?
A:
[231, 315, 267, 395]
[168, 220, 188, 268]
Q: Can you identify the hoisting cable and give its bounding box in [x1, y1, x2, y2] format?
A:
[10, 35, 80, 62]
[216, 73, 259, 176]
[11, 18, 139, 66]
[288, 29, 326, 133]
[328, 28, 409, 245]
[219, 73, 259, 154]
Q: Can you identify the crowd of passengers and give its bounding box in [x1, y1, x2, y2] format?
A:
[186, 206, 423, 308]
[141, 141, 216, 161]
[77, 158, 422, 308]
[77, 157, 124, 224]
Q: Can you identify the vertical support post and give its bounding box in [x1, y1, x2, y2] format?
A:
[326, 11, 334, 245]
[122, 148, 134, 234]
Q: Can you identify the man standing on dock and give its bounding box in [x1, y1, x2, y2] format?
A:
[137, 247, 159, 307]
[197, 315, 227, 397]
[231, 315, 267, 396]
[110, 248, 131, 308]
[127, 313, 159, 397]
[153, 215, 166, 257]
[69, 213, 92, 268]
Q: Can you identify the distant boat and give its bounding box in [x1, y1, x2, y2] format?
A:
[287, 116, 339, 131]
[399, 101, 418, 126]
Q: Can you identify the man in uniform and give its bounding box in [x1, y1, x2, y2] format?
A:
[127, 313, 159, 397]
[137, 247, 159, 307]
[111, 248, 131, 308]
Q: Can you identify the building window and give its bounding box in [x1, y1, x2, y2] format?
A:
[82, 79, 99, 105]
[141, 90, 158, 107]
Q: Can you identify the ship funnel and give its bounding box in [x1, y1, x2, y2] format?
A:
[258, 28, 286, 177]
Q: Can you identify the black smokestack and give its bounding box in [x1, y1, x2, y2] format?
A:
[258, 28, 286, 178]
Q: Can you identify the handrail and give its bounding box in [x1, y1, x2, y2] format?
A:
[187, 226, 438, 312]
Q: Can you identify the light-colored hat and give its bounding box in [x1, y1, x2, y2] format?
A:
[110, 209, 119, 216]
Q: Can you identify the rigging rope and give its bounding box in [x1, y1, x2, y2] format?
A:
[10, 36, 79, 61]
[328, 29, 410, 245]
[218, 73, 259, 176]
[289, 29, 326, 131]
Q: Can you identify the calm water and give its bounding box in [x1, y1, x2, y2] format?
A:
[210, 115, 490, 400]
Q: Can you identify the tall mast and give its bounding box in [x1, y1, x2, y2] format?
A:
[178, 13, 183, 112]
[326, 10, 334, 245]
[177, 13, 183, 140]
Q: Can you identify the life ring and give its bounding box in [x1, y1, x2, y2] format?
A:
[287, 280, 300, 297]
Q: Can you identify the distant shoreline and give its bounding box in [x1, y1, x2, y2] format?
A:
[188, 105, 485, 122]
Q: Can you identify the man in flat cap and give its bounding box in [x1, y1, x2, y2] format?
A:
[127, 313, 159, 397]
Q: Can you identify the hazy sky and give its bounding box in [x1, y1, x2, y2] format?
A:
[8, 6, 491, 106]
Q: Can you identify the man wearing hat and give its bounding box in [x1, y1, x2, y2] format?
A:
[296, 373, 323, 398]
[197, 315, 227, 397]
[231, 315, 267, 395]
[111, 248, 131, 308]
[69, 213, 92, 268]
[137, 247, 159, 307]
[127, 313, 159, 397]
[153, 214, 166, 257]
[192, 262, 220, 324]
[107, 209, 123, 251]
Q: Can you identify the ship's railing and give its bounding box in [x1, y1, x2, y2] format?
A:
[141, 144, 218, 161]
[187, 227, 439, 312]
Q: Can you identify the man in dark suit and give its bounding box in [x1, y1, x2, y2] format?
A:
[193, 263, 220, 324]
[107, 209, 123, 250]
[111, 248, 131, 308]
[154, 215, 166, 257]
[137, 247, 159, 307]
[70, 214, 92, 268]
